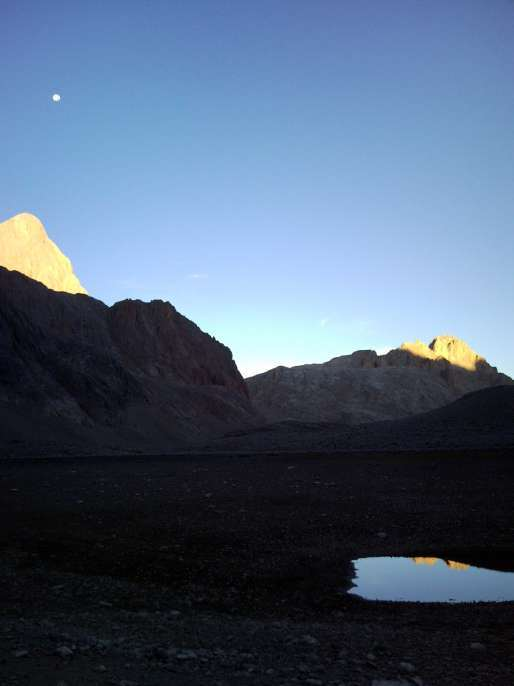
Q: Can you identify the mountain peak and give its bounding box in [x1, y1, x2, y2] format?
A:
[429, 335, 483, 371]
[0, 213, 87, 295]
[400, 335, 483, 371]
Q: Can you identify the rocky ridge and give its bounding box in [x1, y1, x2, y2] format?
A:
[1, 211, 512, 456]
[0, 266, 254, 454]
[0, 212, 257, 454]
[247, 336, 511, 425]
[400, 335, 485, 371]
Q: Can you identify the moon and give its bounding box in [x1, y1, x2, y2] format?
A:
[52, 93, 61, 102]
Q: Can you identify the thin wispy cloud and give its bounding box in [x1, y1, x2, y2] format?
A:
[187, 273, 208, 280]
[320, 318, 329, 328]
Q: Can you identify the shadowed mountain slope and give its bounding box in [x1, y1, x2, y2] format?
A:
[0, 266, 255, 455]
[208, 385, 514, 453]
[247, 338, 511, 425]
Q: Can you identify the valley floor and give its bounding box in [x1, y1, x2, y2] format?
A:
[1, 450, 513, 685]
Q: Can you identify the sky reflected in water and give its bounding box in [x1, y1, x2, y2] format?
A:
[349, 557, 514, 603]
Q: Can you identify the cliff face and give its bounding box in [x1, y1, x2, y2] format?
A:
[246, 337, 512, 425]
[0, 266, 253, 454]
[107, 299, 247, 396]
[0, 213, 87, 295]
[400, 335, 486, 371]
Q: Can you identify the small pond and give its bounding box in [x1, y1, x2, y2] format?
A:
[348, 557, 514, 602]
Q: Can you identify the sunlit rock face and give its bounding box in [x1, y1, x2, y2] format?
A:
[401, 335, 483, 372]
[0, 213, 87, 295]
[429, 335, 483, 371]
[247, 336, 512, 424]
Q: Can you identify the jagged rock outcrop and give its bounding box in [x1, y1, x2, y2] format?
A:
[0, 213, 87, 294]
[0, 266, 254, 454]
[400, 335, 485, 371]
[247, 336, 512, 425]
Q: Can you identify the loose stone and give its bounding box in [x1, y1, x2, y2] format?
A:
[302, 635, 319, 646]
[399, 661, 416, 674]
[55, 646, 73, 658]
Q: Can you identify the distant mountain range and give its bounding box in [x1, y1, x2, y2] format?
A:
[246, 337, 512, 425]
[0, 212, 511, 455]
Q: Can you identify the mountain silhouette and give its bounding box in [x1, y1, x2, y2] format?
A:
[0, 266, 255, 455]
[1, 212, 511, 456]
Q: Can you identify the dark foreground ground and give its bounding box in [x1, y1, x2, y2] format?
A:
[1, 450, 513, 686]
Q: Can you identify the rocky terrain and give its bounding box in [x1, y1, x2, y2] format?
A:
[0, 213, 87, 295]
[247, 338, 512, 425]
[1, 450, 513, 685]
[0, 265, 255, 454]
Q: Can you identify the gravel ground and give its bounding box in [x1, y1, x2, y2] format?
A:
[1, 450, 513, 685]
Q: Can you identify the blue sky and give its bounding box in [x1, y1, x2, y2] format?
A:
[2, 0, 514, 377]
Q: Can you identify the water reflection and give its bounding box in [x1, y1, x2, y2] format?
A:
[412, 556, 470, 571]
[349, 557, 514, 602]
